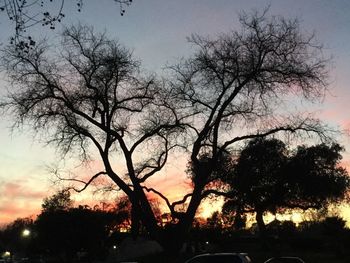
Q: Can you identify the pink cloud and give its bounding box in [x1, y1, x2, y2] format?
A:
[1, 181, 47, 200]
[341, 120, 350, 132]
[0, 181, 47, 225]
[0, 203, 37, 217]
[0, 203, 38, 226]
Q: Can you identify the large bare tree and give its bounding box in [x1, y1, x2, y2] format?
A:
[1, 11, 331, 252]
[166, 11, 330, 241]
[0, 24, 184, 248]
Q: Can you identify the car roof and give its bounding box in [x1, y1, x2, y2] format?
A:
[264, 256, 305, 263]
[193, 253, 249, 256]
[185, 253, 251, 263]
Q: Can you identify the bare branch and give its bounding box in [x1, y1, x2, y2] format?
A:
[142, 186, 173, 213]
[54, 171, 107, 193]
[0, 0, 132, 51]
[170, 193, 193, 209]
[220, 116, 331, 152]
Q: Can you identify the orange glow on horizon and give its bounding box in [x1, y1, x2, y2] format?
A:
[1, 153, 350, 228]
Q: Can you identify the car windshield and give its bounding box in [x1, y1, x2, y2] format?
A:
[187, 254, 244, 263]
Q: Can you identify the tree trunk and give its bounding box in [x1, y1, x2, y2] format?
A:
[159, 170, 210, 255]
[159, 224, 187, 256]
[256, 209, 266, 236]
[130, 203, 140, 239]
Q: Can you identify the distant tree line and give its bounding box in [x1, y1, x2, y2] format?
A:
[0, 190, 132, 262]
[1, 189, 350, 262]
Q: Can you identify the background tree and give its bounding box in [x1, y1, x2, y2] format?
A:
[41, 189, 73, 213]
[222, 138, 289, 233]
[36, 205, 116, 262]
[36, 191, 121, 261]
[222, 138, 350, 233]
[108, 195, 162, 236]
[206, 211, 223, 230]
[0, 10, 332, 253]
[0, 217, 36, 258]
[111, 196, 133, 232]
[286, 143, 350, 210]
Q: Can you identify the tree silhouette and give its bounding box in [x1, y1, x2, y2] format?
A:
[0, 10, 332, 252]
[36, 205, 116, 261]
[1, 23, 183, 250]
[41, 189, 73, 213]
[222, 138, 349, 233]
[223, 138, 288, 233]
[0, 0, 132, 51]
[0, 217, 35, 258]
[169, 10, 330, 244]
[285, 143, 350, 210]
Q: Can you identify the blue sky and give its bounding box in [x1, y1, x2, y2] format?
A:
[0, 0, 350, 224]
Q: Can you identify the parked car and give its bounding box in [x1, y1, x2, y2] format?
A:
[264, 257, 305, 263]
[185, 253, 252, 263]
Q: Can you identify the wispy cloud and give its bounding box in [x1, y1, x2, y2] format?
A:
[1, 181, 46, 199]
[0, 180, 47, 225]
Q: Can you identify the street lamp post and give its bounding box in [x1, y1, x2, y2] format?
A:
[21, 228, 31, 260]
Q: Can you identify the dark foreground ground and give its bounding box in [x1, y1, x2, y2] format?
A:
[123, 236, 350, 263]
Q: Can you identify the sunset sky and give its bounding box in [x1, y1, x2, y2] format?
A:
[0, 0, 350, 225]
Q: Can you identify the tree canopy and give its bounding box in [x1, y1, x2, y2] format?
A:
[41, 189, 73, 213]
[286, 143, 350, 209]
[222, 138, 350, 232]
[35, 190, 132, 261]
[36, 205, 116, 261]
[0, 10, 334, 252]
